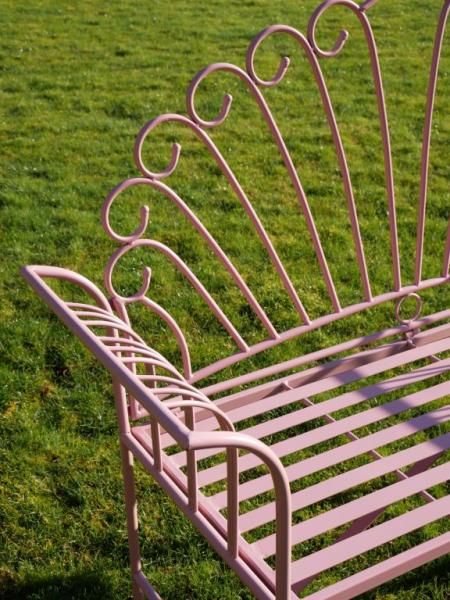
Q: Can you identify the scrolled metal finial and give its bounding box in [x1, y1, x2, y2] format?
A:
[308, 0, 364, 58]
[246, 26, 291, 88]
[134, 114, 182, 179]
[104, 240, 193, 377]
[187, 63, 234, 128]
[102, 178, 151, 244]
[104, 243, 153, 302]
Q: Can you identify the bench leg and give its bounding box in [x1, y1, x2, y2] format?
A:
[120, 442, 145, 600]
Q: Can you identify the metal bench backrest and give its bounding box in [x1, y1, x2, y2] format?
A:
[100, 0, 450, 392]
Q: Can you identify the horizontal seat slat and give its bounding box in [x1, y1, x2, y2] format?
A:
[237, 413, 450, 530]
[298, 531, 450, 600]
[204, 338, 408, 414]
[221, 334, 450, 421]
[254, 460, 450, 557]
[290, 494, 450, 587]
[162, 355, 450, 457]
[196, 382, 450, 487]
[169, 339, 450, 466]
[199, 318, 450, 399]
[225, 335, 450, 424]
[212, 430, 450, 514]
[229, 357, 450, 451]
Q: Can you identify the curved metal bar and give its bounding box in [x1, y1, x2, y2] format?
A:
[163, 399, 235, 433]
[120, 356, 183, 381]
[141, 297, 193, 379]
[139, 373, 193, 385]
[22, 265, 193, 449]
[139, 111, 308, 323]
[74, 309, 126, 320]
[105, 288, 189, 383]
[68, 302, 114, 315]
[82, 319, 148, 340]
[104, 238, 249, 352]
[134, 113, 184, 179]
[187, 62, 341, 314]
[246, 24, 371, 302]
[102, 183, 150, 245]
[108, 343, 171, 365]
[415, 0, 450, 283]
[106, 292, 193, 380]
[104, 299, 192, 386]
[308, 0, 401, 291]
[153, 387, 212, 403]
[394, 292, 423, 326]
[24, 265, 113, 312]
[100, 335, 184, 368]
[102, 175, 278, 338]
[188, 430, 291, 599]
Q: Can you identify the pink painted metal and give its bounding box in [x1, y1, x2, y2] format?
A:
[22, 1, 450, 599]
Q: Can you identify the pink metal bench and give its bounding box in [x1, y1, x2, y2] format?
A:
[23, 1, 449, 598]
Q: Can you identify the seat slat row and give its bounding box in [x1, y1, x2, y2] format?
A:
[165, 331, 450, 461]
[193, 379, 449, 488]
[291, 495, 450, 591]
[255, 459, 450, 557]
[213, 430, 450, 514]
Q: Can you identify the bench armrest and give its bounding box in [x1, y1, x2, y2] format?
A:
[188, 429, 291, 600]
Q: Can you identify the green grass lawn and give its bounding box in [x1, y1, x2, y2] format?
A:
[1, 0, 449, 598]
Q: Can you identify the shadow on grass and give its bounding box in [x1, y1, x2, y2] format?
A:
[0, 570, 122, 600]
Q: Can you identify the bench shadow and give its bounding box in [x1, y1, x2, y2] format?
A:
[0, 571, 122, 600]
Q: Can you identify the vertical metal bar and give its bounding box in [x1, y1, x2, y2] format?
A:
[416, 1, 450, 284]
[443, 217, 450, 277]
[121, 443, 145, 600]
[227, 447, 240, 558]
[308, 1, 402, 291]
[150, 416, 163, 472]
[113, 379, 144, 600]
[185, 405, 198, 512]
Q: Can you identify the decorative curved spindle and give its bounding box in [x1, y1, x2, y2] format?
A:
[442, 218, 450, 277]
[105, 239, 249, 353]
[308, 0, 402, 291]
[246, 24, 372, 302]
[415, 0, 450, 283]
[360, 0, 379, 10]
[136, 112, 311, 325]
[102, 174, 278, 338]
[103, 246, 193, 378]
[188, 62, 341, 313]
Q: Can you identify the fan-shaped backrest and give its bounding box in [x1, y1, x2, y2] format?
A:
[101, 0, 450, 383]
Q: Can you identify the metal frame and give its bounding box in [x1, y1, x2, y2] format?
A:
[22, 1, 450, 598]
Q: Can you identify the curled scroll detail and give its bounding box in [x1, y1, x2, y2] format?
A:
[308, 0, 401, 292]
